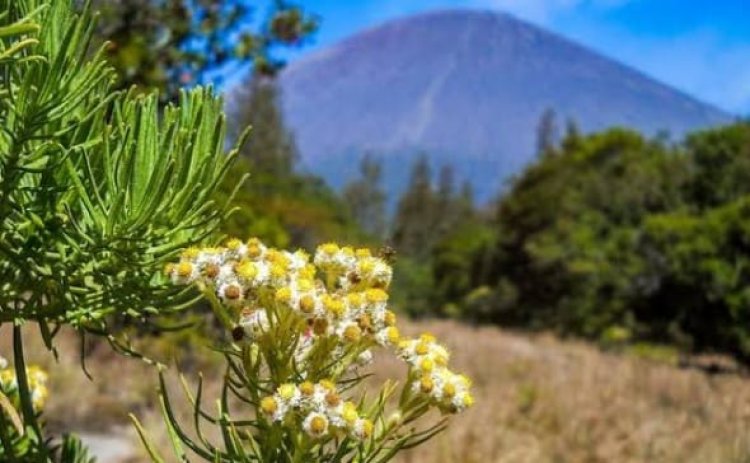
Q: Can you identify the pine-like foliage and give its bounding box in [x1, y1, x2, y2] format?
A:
[0, 0, 243, 331]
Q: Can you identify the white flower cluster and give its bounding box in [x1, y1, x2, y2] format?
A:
[399, 334, 474, 412]
[260, 381, 373, 440]
[166, 240, 401, 360]
[167, 237, 474, 423]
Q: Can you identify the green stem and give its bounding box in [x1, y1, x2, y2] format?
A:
[12, 323, 46, 457]
[0, 408, 20, 463]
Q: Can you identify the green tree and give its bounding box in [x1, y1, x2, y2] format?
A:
[536, 108, 559, 157]
[230, 78, 297, 178]
[90, 0, 318, 100]
[391, 155, 438, 260]
[343, 153, 387, 238]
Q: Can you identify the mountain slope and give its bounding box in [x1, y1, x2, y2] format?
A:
[278, 9, 732, 201]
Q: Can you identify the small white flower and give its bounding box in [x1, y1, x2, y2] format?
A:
[302, 412, 329, 438]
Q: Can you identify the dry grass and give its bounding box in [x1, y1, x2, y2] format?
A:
[3, 320, 750, 462]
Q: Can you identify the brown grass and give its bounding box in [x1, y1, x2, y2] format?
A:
[3, 320, 750, 462]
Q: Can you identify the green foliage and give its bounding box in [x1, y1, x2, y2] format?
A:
[89, 0, 318, 100]
[431, 220, 496, 316]
[452, 122, 750, 361]
[392, 155, 438, 261]
[0, 0, 239, 328]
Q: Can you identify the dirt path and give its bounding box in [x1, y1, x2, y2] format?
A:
[78, 430, 135, 462]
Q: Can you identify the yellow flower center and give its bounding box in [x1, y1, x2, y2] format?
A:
[343, 325, 361, 343]
[275, 287, 293, 304]
[300, 381, 315, 396]
[176, 262, 193, 277]
[342, 402, 359, 424]
[235, 261, 258, 280]
[224, 285, 242, 300]
[320, 243, 339, 255]
[323, 295, 346, 317]
[325, 391, 341, 407]
[299, 295, 316, 314]
[260, 396, 278, 415]
[181, 247, 200, 259]
[365, 288, 388, 303]
[319, 379, 336, 391]
[310, 415, 327, 434]
[203, 263, 220, 279]
[420, 358, 434, 373]
[386, 327, 400, 344]
[420, 376, 434, 393]
[278, 384, 297, 401]
[420, 333, 436, 343]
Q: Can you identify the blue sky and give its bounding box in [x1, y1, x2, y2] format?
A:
[285, 0, 750, 114]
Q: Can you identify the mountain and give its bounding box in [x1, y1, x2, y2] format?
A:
[278, 9, 732, 202]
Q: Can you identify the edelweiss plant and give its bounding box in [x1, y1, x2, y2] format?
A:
[0, 0, 242, 458]
[137, 238, 474, 462]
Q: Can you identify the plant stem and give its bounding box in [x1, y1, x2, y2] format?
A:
[12, 323, 46, 458]
[0, 408, 20, 463]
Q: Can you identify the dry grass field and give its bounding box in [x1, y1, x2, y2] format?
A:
[4, 319, 750, 463]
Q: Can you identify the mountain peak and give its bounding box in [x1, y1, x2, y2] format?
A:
[276, 9, 732, 201]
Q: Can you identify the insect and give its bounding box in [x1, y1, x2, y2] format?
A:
[378, 245, 397, 264]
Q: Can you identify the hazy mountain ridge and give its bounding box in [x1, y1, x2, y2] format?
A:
[279, 9, 732, 201]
